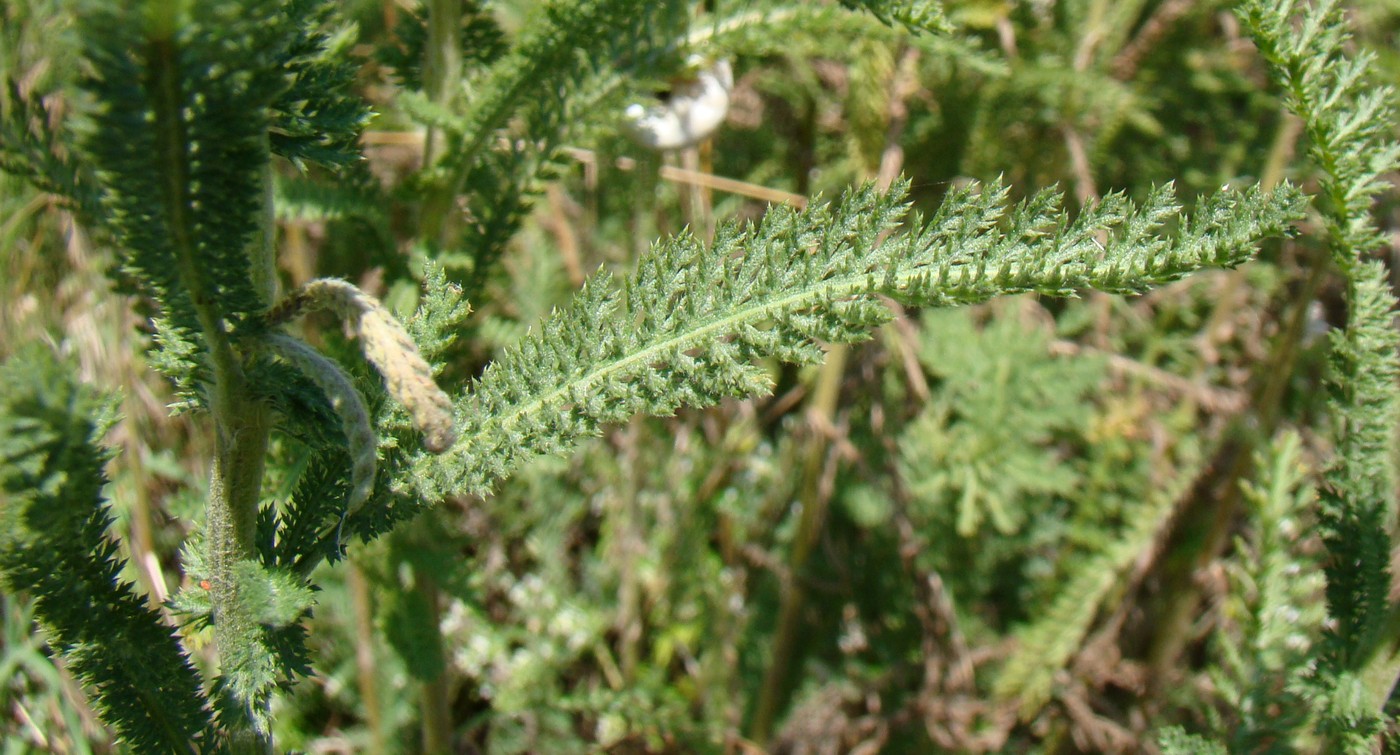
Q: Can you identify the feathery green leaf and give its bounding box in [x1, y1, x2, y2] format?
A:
[0, 348, 211, 752]
[420, 178, 1303, 498]
[1240, 0, 1400, 744]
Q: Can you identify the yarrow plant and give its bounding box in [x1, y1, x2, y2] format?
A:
[0, 0, 1395, 751]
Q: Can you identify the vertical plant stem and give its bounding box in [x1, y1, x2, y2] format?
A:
[146, 6, 273, 741]
[1259, 113, 1302, 192]
[348, 560, 385, 753]
[283, 222, 315, 287]
[419, 0, 463, 247]
[124, 441, 164, 602]
[749, 343, 847, 743]
[422, 0, 461, 165]
[414, 5, 462, 745]
[629, 151, 663, 261]
[679, 142, 715, 245]
[614, 417, 645, 680]
[749, 46, 916, 740]
[1139, 112, 1318, 683]
[417, 569, 453, 753]
[745, 81, 831, 743]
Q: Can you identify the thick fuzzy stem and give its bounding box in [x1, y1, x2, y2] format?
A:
[147, 6, 274, 740]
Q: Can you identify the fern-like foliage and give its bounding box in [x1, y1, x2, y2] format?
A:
[0, 78, 98, 217]
[898, 308, 1102, 537]
[1240, 1, 1400, 747]
[994, 452, 1202, 718]
[39, 1, 383, 741]
[1240, 0, 1399, 272]
[1157, 727, 1228, 755]
[839, 0, 950, 35]
[69, 0, 369, 343]
[418, 179, 1304, 498]
[77, 0, 287, 337]
[0, 348, 211, 752]
[274, 167, 389, 225]
[1318, 271, 1399, 651]
[416, 0, 690, 288]
[1209, 432, 1323, 752]
[376, 0, 506, 91]
[398, 0, 963, 290]
[268, 0, 372, 170]
[431, 0, 687, 185]
[696, 1, 1000, 79]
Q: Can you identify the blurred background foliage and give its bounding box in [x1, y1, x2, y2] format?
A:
[1, 0, 1397, 751]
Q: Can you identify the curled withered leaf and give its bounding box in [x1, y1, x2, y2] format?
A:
[266, 278, 456, 453]
[263, 333, 377, 514]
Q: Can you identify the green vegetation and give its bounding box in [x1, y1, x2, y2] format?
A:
[0, 0, 1395, 751]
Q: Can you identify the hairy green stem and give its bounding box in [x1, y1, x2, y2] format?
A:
[146, 43, 244, 400]
[416, 5, 462, 746]
[147, 9, 273, 742]
[419, 0, 463, 246]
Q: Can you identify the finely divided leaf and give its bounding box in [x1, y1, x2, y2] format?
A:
[420, 179, 1303, 498]
[0, 348, 211, 751]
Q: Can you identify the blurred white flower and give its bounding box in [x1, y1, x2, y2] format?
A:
[625, 56, 733, 150]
